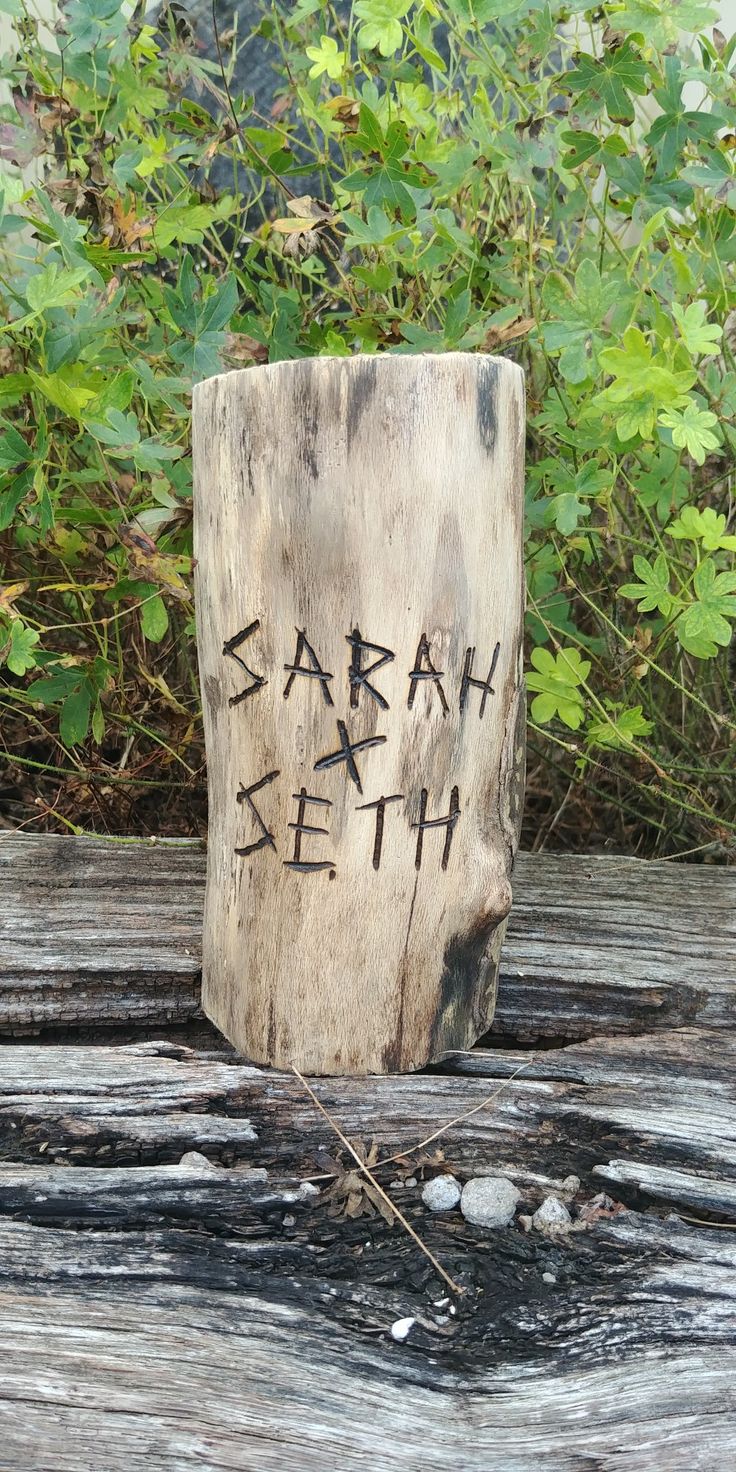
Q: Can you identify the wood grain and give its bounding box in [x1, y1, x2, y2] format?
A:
[1, 835, 733, 1043]
[2, 1029, 733, 1204]
[0, 1031, 735, 1469]
[1, 836, 735, 1467]
[193, 354, 526, 1073]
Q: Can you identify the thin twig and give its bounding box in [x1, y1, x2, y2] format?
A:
[677, 1213, 736, 1229]
[290, 1065, 465, 1297]
[304, 1058, 533, 1180]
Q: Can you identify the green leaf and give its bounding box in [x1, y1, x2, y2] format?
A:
[167, 261, 238, 382]
[0, 422, 31, 472]
[548, 493, 591, 534]
[28, 667, 83, 704]
[0, 468, 32, 531]
[667, 506, 736, 552]
[658, 403, 720, 465]
[306, 35, 346, 79]
[153, 198, 236, 250]
[613, 0, 717, 51]
[598, 328, 695, 442]
[645, 56, 727, 172]
[635, 447, 689, 524]
[29, 370, 96, 420]
[87, 371, 136, 421]
[25, 264, 91, 315]
[0, 373, 32, 409]
[33, 188, 96, 275]
[565, 41, 648, 126]
[91, 698, 105, 744]
[671, 302, 722, 359]
[140, 594, 169, 642]
[677, 560, 736, 656]
[619, 553, 675, 617]
[560, 131, 600, 170]
[60, 685, 91, 747]
[4, 620, 40, 676]
[587, 704, 653, 750]
[526, 647, 591, 730]
[87, 410, 181, 469]
[354, 0, 411, 56]
[541, 260, 618, 383]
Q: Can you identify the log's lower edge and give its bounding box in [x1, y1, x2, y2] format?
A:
[201, 916, 509, 1076]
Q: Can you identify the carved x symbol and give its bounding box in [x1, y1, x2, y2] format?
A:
[313, 719, 386, 795]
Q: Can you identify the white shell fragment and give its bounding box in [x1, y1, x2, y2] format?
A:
[390, 1317, 416, 1342]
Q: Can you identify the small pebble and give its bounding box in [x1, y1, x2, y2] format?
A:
[177, 1151, 219, 1173]
[422, 1174, 461, 1212]
[542, 1271, 557, 1284]
[390, 1316, 416, 1342]
[461, 1175, 521, 1229]
[404, 1177, 417, 1188]
[533, 1196, 573, 1235]
[561, 1174, 581, 1196]
[282, 1213, 296, 1227]
[298, 1180, 320, 1199]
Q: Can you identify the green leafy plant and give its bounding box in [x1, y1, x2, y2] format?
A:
[0, 0, 734, 856]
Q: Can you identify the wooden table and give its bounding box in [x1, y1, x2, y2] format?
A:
[1, 835, 735, 1470]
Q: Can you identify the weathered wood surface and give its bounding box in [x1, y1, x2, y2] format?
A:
[193, 354, 525, 1073]
[0, 1029, 735, 1468]
[2, 833, 734, 1042]
[1, 1029, 735, 1208]
[2, 838, 735, 1466]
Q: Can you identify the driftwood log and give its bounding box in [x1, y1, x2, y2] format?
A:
[193, 354, 525, 1073]
[0, 834, 735, 1470]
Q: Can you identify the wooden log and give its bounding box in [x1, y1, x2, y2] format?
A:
[1, 837, 735, 1043]
[192, 354, 526, 1074]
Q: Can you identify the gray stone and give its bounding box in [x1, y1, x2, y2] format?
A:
[422, 1174, 461, 1212]
[177, 1151, 219, 1172]
[460, 1175, 521, 1228]
[298, 1180, 320, 1199]
[533, 1196, 573, 1235]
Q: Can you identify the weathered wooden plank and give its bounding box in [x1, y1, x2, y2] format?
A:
[0, 1159, 323, 1230]
[593, 1159, 736, 1216]
[1, 1032, 733, 1212]
[0, 1213, 734, 1470]
[1, 835, 734, 1042]
[0, 921, 734, 1468]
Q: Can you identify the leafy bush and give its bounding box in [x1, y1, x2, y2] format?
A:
[0, 0, 734, 854]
